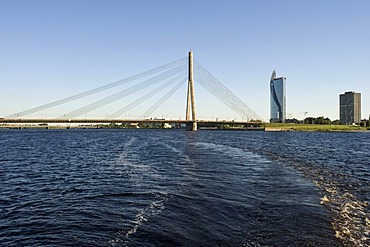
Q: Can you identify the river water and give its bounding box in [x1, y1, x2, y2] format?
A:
[0, 129, 369, 246]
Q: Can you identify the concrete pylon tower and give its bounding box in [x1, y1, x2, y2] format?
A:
[185, 51, 197, 131]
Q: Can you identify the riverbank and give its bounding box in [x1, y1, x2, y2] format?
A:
[1, 123, 368, 132]
[264, 123, 368, 132]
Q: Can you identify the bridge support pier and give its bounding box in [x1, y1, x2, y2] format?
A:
[185, 121, 197, 131]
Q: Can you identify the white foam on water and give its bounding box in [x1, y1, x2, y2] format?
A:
[109, 192, 168, 246]
[282, 155, 370, 246]
[194, 142, 271, 165]
[160, 142, 195, 165]
[313, 178, 370, 246]
[109, 137, 155, 179]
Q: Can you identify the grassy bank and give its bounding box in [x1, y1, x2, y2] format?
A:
[264, 123, 368, 132]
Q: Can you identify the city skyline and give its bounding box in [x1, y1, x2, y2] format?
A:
[1, 1, 369, 121]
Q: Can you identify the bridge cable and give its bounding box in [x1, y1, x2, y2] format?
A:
[139, 78, 187, 119]
[195, 64, 248, 118]
[194, 60, 263, 121]
[107, 72, 187, 119]
[6, 57, 187, 119]
[59, 65, 186, 119]
[195, 63, 261, 121]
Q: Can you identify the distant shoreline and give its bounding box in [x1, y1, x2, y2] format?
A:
[0, 125, 369, 132]
[264, 123, 369, 132]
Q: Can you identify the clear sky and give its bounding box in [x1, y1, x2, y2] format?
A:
[1, 0, 369, 121]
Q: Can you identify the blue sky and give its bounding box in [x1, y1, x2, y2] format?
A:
[1, 0, 369, 120]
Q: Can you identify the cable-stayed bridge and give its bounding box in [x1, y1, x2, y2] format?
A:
[1, 52, 263, 131]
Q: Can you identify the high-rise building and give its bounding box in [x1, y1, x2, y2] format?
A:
[339, 91, 361, 124]
[270, 70, 286, 123]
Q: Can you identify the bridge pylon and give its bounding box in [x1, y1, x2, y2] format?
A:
[185, 51, 197, 131]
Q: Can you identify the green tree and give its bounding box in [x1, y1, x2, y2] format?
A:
[332, 120, 340, 125]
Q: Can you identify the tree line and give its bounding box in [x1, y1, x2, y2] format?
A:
[286, 117, 370, 127]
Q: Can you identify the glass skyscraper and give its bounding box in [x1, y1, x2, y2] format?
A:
[270, 70, 286, 123]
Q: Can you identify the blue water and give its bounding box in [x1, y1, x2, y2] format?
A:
[0, 130, 369, 246]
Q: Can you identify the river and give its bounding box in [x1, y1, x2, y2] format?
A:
[0, 129, 369, 246]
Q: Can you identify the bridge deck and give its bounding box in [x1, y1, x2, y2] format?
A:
[0, 118, 262, 125]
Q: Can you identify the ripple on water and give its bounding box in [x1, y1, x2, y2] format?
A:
[1, 130, 367, 246]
